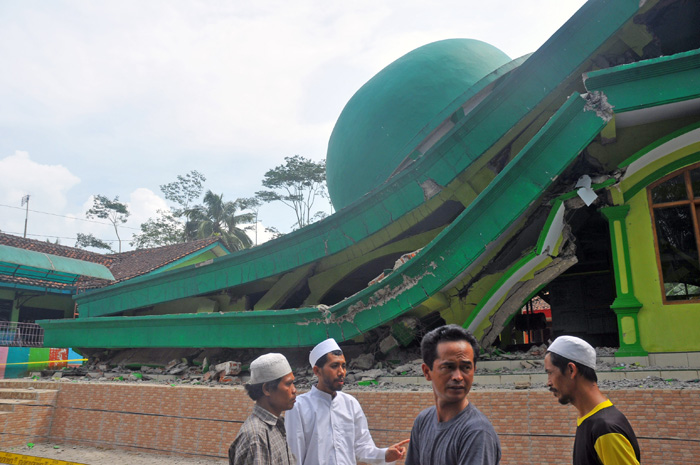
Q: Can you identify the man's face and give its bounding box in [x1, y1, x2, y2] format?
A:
[315, 353, 346, 394]
[422, 340, 475, 407]
[544, 353, 573, 405]
[267, 372, 297, 414]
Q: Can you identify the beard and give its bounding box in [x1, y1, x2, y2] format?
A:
[321, 372, 344, 392]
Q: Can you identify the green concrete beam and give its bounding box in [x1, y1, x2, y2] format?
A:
[69, 0, 644, 319]
[41, 91, 606, 348]
[584, 49, 700, 113]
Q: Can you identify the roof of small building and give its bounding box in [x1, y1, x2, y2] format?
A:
[0, 233, 227, 291]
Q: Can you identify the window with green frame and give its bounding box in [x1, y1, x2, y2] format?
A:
[649, 163, 700, 301]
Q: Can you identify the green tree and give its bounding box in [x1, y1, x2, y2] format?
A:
[130, 210, 184, 249]
[184, 190, 254, 252]
[160, 170, 206, 216]
[256, 155, 329, 230]
[75, 232, 113, 252]
[131, 171, 206, 249]
[86, 195, 130, 253]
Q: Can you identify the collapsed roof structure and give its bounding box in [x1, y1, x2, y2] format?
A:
[35, 0, 700, 357]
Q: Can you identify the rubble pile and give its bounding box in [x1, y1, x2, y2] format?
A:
[27, 344, 700, 391]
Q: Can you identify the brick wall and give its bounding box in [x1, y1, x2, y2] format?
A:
[1, 380, 698, 464]
[0, 387, 57, 448]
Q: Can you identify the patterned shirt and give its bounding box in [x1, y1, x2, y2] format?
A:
[229, 404, 296, 465]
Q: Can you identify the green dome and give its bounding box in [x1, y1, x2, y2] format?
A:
[326, 39, 511, 211]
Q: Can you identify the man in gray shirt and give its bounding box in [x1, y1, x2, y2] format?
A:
[406, 325, 501, 465]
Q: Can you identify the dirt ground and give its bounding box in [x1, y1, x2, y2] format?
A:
[0, 442, 228, 465]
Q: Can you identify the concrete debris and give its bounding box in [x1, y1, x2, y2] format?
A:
[391, 317, 419, 346]
[165, 359, 180, 371]
[349, 353, 375, 371]
[379, 335, 399, 354]
[392, 361, 423, 376]
[353, 369, 384, 380]
[23, 344, 700, 394]
[526, 344, 547, 356]
[168, 363, 189, 375]
[213, 361, 241, 376]
[520, 360, 542, 369]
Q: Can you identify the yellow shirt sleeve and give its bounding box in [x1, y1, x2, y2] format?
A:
[594, 432, 640, 465]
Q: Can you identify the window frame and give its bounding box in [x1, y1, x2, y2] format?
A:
[648, 162, 700, 304]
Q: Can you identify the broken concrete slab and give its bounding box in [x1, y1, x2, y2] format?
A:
[379, 335, 399, 354]
[213, 361, 241, 376]
[350, 353, 375, 371]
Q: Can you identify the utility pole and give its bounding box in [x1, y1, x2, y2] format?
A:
[21, 195, 30, 238]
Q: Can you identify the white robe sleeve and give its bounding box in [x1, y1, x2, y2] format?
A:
[352, 400, 388, 464]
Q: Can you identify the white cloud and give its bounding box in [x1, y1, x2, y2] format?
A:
[0, 151, 81, 239]
[0, 0, 587, 250]
[126, 188, 170, 230]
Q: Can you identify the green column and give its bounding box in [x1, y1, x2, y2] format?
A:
[600, 206, 647, 357]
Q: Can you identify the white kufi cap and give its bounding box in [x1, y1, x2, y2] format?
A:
[547, 336, 596, 370]
[248, 353, 292, 384]
[309, 338, 342, 367]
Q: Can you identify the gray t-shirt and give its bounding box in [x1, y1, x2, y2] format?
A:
[405, 403, 501, 465]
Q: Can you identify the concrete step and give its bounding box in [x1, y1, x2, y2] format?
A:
[0, 388, 40, 400]
[0, 399, 34, 409]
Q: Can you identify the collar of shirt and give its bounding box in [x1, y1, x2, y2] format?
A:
[252, 403, 284, 427]
[310, 385, 335, 404]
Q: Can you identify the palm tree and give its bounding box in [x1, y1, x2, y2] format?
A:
[183, 190, 254, 252]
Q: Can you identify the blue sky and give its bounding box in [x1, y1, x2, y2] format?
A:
[0, 0, 586, 251]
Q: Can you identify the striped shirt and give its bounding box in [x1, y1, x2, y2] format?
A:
[229, 404, 296, 465]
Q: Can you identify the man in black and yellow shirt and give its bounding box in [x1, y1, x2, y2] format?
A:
[544, 336, 641, 465]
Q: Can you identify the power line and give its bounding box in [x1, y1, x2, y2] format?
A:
[2, 231, 119, 243]
[0, 203, 141, 230]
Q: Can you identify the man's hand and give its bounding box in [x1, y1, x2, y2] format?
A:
[385, 439, 410, 462]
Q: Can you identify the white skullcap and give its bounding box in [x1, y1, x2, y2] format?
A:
[309, 338, 342, 367]
[547, 336, 596, 370]
[248, 353, 292, 384]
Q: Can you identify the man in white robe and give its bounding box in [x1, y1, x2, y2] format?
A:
[285, 338, 409, 465]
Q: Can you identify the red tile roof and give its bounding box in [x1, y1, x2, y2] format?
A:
[0, 232, 112, 266]
[0, 233, 227, 291]
[101, 236, 225, 282]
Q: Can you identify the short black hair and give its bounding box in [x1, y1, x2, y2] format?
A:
[315, 349, 343, 369]
[421, 324, 479, 369]
[547, 351, 597, 383]
[244, 375, 284, 401]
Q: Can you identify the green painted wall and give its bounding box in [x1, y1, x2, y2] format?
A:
[625, 176, 700, 352]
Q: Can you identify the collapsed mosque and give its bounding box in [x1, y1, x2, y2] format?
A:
[28, 0, 700, 359]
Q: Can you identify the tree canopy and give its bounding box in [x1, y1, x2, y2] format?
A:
[130, 210, 184, 249]
[75, 232, 112, 251]
[160, 170, 206, 216]
[184, 190, 254, 252]
[86, 195, 130, 253]
[256, 155, 328, 230]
